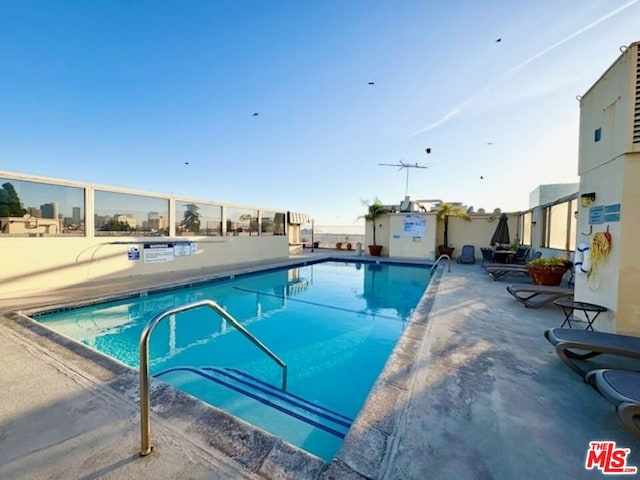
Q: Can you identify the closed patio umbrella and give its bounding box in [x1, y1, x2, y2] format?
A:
[490, 213, 510, 247]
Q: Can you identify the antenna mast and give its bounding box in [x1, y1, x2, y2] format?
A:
[378, 160, 428, 196]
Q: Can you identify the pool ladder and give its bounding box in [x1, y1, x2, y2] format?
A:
[430, 254, 451, 274]
[138, 299, 287, 456]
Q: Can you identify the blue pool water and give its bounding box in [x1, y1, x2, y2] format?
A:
[37, 260, 430, 460]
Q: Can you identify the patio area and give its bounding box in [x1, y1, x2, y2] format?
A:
[1, 250, 639, 479]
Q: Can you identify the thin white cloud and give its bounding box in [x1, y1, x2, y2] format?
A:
[404, 0, 640, 139]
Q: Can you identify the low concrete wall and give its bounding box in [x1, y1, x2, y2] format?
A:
[0, 236, 288, 298]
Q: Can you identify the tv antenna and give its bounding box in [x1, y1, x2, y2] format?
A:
[378, 160, 428, 196]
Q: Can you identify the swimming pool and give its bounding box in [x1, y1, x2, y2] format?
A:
[36, 260, 431, 460]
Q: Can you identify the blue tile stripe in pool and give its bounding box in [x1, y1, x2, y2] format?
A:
[154, 366, 352, 437]
[221, 368, 353, 422]
[232, 286, 401, 321]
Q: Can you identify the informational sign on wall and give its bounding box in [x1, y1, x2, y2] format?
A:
[589, 204, 621, 225]
[143, 243, 175, 263]
[128, 245, 140, 260]
[403, 215, 426, 237]
[173, 242, 192, 257]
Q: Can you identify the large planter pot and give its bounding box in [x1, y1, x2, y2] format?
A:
[438, 246, 455, 257]
[526, 265, 567, 286]
[368, 245, 383, 256]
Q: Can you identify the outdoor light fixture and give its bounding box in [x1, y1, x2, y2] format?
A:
[580, 192, 596, 207]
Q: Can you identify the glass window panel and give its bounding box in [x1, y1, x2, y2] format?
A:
[274, 212, 286, 236]
[261, 211, 275, 236]
[542, 207, 551, 247]
[260, 210, 285, 236]
[549, 202, 569, 250]
[175, 201, 222, 236]
[0, 177, 85, 236]
[226, 207, 258, 236]
[522, 212, 532, 246]
[95, 190, 169, 236]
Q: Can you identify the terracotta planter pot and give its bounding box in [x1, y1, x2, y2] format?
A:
[368, 245, 383, 256]
[438, 246, 455, 257]
[526, 265, 567, 286]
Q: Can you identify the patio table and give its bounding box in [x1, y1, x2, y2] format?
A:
[553, 298, 607, 331]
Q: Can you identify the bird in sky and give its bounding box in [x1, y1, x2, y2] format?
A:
[486, 142, 493, 145]
[184, 162, 189, 165]
[368, 81, 375, 85]
[425, 147, 431, 154]
[252, 112, 259, 116]
[480, 176, 484, 179]
[495, 38, 502, 42]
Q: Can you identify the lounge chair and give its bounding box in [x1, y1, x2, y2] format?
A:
[544, 328, 640, 376]
[506, 284, 573, 308]
[511, 246, 531, 265]
[585, 369, 640, 439]
[485, 264, 529, 281]
[480, 247, 494, 267]
[456, 245, 475, 264]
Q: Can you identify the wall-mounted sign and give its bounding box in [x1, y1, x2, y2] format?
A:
[589, 204, 621, 225]
[128, 245, 140, 260]
[403, 215, 426, 237]
[143, 243, 174, 263]
[588, 206, 604, 225]
[173, 242, 192, 257]
[603, 203, 621, 222]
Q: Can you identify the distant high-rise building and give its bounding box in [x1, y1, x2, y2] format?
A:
[72, 207, 81, 225]
[40, 202, 59, 220]
[147, 211, 168, 231]
[28, 207, 42, 218]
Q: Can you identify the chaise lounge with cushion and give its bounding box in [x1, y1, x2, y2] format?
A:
[544, 328, 640, 376]
[585, 369, 640, 439]
[456, 244, 476, 264]
[506, 284, 573, 308]
[485, 264, 530, 281]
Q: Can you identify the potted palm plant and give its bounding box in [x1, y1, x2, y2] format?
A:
[361, 198, 386, 256]
[436, 203, 471, 257]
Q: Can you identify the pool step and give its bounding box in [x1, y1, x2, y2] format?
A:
[154, 366, 353, 439]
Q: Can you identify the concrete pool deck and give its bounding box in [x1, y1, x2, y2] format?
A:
[1, 250, 640, 479]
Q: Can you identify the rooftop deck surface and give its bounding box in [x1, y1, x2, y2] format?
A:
[1, 249, 639, 479]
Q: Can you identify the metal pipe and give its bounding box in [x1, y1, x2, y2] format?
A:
[139, 299, 287, 456]
[430, 254, 451, 274]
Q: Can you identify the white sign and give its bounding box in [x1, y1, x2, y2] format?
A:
[128, 245, 140, 260]
[173, 242, 192, 257]
[143, 243, 174, 263]
[403, 215, 426, 237]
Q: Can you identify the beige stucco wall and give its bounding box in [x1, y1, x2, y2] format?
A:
[575, 41, 640, 334]
[440, 214, 518, 258]
[387, 214, 436, 259]
[578, 43, 638, 174]
[363, 215, 391, 256]
[616, 154, 640, 334]
[0, 236, 288, 299]
[365, 211, 519, 261]
[574, 157, 624, 331]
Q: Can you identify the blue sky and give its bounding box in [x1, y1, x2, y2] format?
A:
[2, 1, 639, 228]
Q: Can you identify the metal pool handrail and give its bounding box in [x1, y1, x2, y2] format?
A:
[430, 254, 451, 274]
[139, 299, 287, 456]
